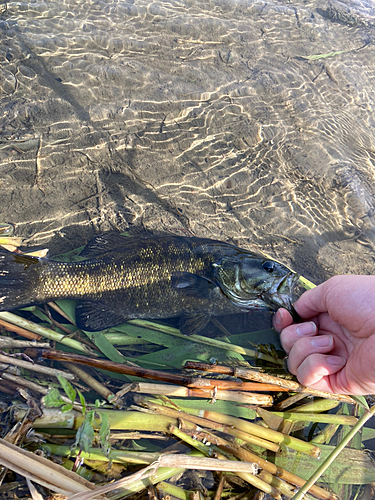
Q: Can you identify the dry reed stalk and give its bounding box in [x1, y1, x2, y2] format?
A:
[0, 353, 75, 380]
[68, 454, 284, 500]
[184, 362, 355, 404]
[0, 438, 96, 497]
[0, 336, 50, 348]
[133, 382, 273, 405]
[0, 318, 41, 340]
[0, 372, 49, 395]
[42, 351, 274, 405]
[169, 424, 284, 499]
[188, 378, 289, 392]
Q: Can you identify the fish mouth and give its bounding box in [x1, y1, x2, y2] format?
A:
[260, 272, 300, 313]
[216, 269, 300, 315]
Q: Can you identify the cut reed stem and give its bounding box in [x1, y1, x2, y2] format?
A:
[183, 361, 356, 404]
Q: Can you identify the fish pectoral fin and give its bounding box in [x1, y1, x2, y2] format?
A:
[75, 300, 127, 332]
[80, 232, 131, 258]
[179, 312, 210, 336]
[171, 271, 215, 299]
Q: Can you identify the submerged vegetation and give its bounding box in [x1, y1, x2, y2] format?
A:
[0, 236, 374, 500]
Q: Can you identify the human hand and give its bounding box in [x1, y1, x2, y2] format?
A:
[273, 275, 375, 395]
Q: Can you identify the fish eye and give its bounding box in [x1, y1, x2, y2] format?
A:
[262, 261, 275, 273]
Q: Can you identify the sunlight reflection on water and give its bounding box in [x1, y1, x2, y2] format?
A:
[1, 0, 375, 283]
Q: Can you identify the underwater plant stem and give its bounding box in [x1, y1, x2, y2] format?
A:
[183, 362, 356, 404]
[0, 312, 97, 355]
[291, 404, 375, 500]
[311, 423, 340, 445]
[220, 444, 337, 500]
[127, 319, 283, 364]
[257, 470, 297, 498]
[0, 381, 20, 394]
[155, 482, 192, 500]
[69, 454, 279, 500]
[68, 458, 185, 500]
[0, 236, 22, 247]
[0, 318, 42, 340]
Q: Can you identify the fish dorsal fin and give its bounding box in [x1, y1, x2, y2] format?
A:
[75, 300, 127, 331]
[179, 312, 210, 336]
[80, 233, 131, 258]
[171, 271, 215, 299]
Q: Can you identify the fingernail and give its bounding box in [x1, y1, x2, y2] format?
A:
[296, 322, 316, 336]
[311, 335, 332, 347]
[327, 356, 346, 366]
[273, 310, 282, 329]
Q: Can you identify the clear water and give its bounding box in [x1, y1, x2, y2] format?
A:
[1, 0, 375, 285]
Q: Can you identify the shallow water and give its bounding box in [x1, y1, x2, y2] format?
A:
[1, 1, 375, 496]
[1, 0, 375, 284]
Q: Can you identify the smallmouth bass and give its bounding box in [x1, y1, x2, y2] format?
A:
[0, 234, 299, 334]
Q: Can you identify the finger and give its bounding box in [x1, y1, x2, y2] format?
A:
[295, 353, 346, 387]
[293, 281, 329, 319]
[279, 321, 317, 353]
[272, 308, 294, 333]
[287, 334, 334, 374]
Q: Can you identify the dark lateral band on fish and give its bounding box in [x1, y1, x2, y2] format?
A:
[0, 233, 299, 335]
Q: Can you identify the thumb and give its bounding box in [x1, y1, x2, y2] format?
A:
[294, 281, 329, 319]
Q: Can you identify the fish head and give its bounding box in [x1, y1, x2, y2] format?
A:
[213, 253, 300, 314]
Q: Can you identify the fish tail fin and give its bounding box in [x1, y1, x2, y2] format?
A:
[0, 249, 42, 311]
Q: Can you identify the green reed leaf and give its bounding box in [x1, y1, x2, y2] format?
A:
[57, 374, 76, 403]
